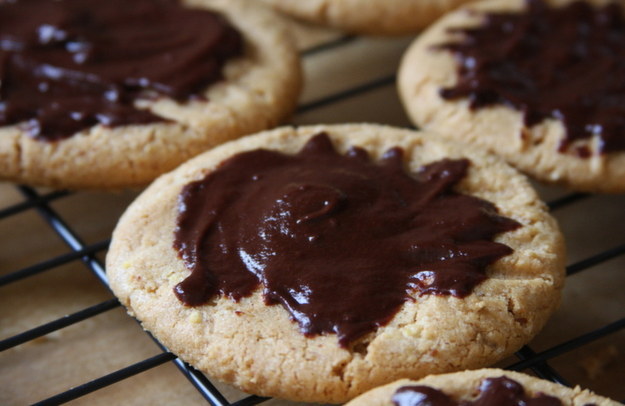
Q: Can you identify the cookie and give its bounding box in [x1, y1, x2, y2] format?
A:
[0, 0, 301, 190]
[345, 368, 621, 405]
[256, 0, 476, 36]
[398, 0, 625, 193]
[106, 124, 565, 403]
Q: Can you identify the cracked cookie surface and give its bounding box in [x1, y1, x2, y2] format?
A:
[106, 124, 565, 403]
[0, 0, 301, 190]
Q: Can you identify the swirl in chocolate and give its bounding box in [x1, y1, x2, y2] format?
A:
[0, 0, 242, 140]
[173, 133, 520, 347]
[438, 0, 625, 155]
[392, 377, 563, 406]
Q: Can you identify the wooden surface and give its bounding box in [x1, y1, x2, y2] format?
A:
[1, 13, 624, 406]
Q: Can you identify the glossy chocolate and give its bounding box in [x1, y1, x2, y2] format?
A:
[0, 0, 242, 140]
[392, 377, 562, 406]
[174, 133, 520, 347]
[439, 0, 625, 155]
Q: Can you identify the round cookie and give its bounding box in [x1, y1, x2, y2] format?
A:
[345, 368, 621, 405]
[398, 0, 625, 193]
[0, 0, 301, 190]
[256, 0, 477, 36]
[106, 124, 565, 403]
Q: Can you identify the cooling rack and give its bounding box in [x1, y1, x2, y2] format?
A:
[1, 25, 625, 406]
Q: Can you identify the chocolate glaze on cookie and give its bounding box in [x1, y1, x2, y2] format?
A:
[0, 0, 242, 140]
[392, 377, 562, 406]
[173, 133, 520, 346]
[438, 0, 625, 155]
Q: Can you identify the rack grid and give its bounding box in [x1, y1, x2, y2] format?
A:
[1, 32, 624, 405]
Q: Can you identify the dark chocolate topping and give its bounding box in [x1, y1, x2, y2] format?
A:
[392, 377, 562, 406]
[0, 0, 242, 140]
[438, 0, 625, 155]
[173, 133, 520, 347]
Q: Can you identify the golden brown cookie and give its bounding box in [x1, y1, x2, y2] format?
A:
[106, 124, 565, 403]
[256, 0, 476, 35]
[398, 0, 625, 193]
[0, 0, 301, 190]
[345, 368, 621, 406]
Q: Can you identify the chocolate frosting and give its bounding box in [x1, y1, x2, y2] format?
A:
[173, 133, 520, 347]
[438, 0, 625, 155]
[392, 377, 562, 406]
[0, 0, 242, 140]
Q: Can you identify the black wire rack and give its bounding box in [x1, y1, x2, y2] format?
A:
[1, 34, 625, 405]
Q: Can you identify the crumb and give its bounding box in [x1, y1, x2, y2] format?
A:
[188, 311, 202, 324]
[402, 324, 421, 338]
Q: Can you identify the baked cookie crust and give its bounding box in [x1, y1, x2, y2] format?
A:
[257, 0, 476, 35]
[398, 0, 625, 193]
[345, 368, 621, 405]
[345, 368, 620, 406]
[0, 0, 301, 190]
[106, 124, 565, 403]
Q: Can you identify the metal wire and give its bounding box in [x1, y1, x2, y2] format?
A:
[0, 299, 120, 352]
[0, 239, 110, 286]
[0, 190, 70, 220]
[1, 35, 624, 405]
[32, 352, 177, 406]
[508, 318, 625, 372]
[297, 74, 396, 114]
[513, 346, 570, 386]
